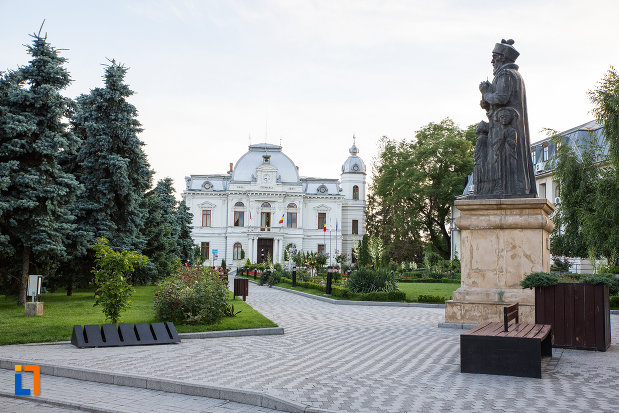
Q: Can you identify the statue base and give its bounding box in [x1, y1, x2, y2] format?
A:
[445, 198, 555, 325]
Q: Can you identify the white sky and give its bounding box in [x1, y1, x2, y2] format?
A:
[2, 0, 618, 198]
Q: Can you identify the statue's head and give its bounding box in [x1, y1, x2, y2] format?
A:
[495, 107, 519, 125]
[476, 120, 489, 135]
[492, 39, 519, 71]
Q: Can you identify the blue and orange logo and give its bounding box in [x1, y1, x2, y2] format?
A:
[14, 364, 40, 396]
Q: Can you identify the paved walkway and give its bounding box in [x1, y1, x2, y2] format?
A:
[1, 282, 618, 412]
[0, 368, 282, 412]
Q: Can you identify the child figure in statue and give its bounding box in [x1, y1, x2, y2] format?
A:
[495, 107, 520, 195]
[473, 121, 489, 194]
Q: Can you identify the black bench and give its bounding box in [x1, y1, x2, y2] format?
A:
[460, 303, 552, 378]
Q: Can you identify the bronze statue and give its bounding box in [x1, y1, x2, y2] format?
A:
[474, 39, 537, 198]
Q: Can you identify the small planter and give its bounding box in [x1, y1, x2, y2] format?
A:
[535, 283, 610, 351]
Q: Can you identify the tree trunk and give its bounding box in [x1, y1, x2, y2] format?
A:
[66, 273, 73, 296]
[19, 246, 31, 305]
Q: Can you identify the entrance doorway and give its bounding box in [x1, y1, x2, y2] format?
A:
[257, 238, 274, 264]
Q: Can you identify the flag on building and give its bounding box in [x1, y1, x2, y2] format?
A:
[336, 220, 338, 232]
[279, 214, 284, 224]
[323, 223, 327, 232]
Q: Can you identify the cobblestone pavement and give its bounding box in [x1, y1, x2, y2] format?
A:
[0, 368, 283, 412]
[1, 282, 618, 412]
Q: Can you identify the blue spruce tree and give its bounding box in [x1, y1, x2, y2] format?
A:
[0, 28, 81, 303]
[175, 199, 194, 264]
[73, 61, 153, 254]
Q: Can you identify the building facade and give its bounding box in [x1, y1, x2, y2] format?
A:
[182, 141, 366, 266]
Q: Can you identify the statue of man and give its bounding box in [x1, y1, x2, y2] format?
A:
[477, 39, 537, 198]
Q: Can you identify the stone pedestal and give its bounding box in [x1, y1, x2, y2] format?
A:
[25, 302, 44, 317]
[445, 198, 554, 325]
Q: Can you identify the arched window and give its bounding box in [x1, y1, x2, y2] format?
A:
[352, 185, 359, 200]
[234, 201, 244, 207]
[233, 242, 243, 260]
[261, 202, 271, 208]
[287, 203, 297, 208]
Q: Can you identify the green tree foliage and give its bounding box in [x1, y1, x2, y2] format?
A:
[73, 61, 153, 253]
[550, 69, 619, 266]
[357, 234, 372, 267]
[589, 66, 619, 169]
[92, 237, 146, 324]
[175, 199, 194, 264]
[367, 119, 474, 261]
[138, 178, 179, 283]
[0, 29, 82, 303]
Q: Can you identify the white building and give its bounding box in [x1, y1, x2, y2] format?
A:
[182, 141, 366, 266]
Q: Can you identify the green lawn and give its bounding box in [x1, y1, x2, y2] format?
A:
[396, 282, 460, 301]
[0, 286, 276, 345]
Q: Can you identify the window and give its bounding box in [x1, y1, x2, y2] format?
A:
[539, 183, 547, 199]
[531, 149, 536, 164]
[261, 212, 271, 228]
[233, 242, 242, 260]
[261, 202, 271, 208]
[234, 201, 244, 207]
[543, 145, 549, 162]
[234, 211, 244, 227]
[202, 209, 211, 227]
[352, 185, 359, 200]
[287, 203, 297, 208]
[287, 212, 297, 228]
[317, 185, 328, 194]
[317, 244, 326, 255]
[317, 213, 326, 229]
[352, 220, 359, 235]
[200, 242, 209, 259]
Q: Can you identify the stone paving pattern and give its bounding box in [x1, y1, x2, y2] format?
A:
[0, 368, 282, 412]
[1, 281, 618, 412]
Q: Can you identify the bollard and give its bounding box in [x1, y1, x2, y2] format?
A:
[292, 267, 297, 287]
[326, 267, 333, 295]
[254, 270, 257, 280]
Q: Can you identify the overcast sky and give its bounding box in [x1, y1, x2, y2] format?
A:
[3, 0, 618, 198]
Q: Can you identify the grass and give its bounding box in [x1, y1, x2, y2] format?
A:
[0, 286, 276, 345]
[396, 282, 459, 302]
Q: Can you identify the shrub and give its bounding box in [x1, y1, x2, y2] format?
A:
[398, 278, 460, 284]
[582, 273, 619, 295]
[550, 257, 571, 272]
[154, 265, 228, 325]
[346, 268, 398, 293]
[358, 290, 406, 302]
[418, 294, 447, 304]
[520, 272, 559, 289]
[92, 238, 147, 324]
[610, 295, 619, 308]
[331, 285, 354, 298]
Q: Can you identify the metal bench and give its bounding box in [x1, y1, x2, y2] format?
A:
[460, 303, 552, 378]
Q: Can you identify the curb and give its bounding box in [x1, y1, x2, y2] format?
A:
[179, 327, 284, 339]
[244, 279, 445, 308]
[16, 327, 284, 346]
[0, 391, 116, 413]
[437, 322, 478, 330]
[0, 359, 336, 413]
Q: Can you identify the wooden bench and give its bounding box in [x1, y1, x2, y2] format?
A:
[460, 303, 552, 378]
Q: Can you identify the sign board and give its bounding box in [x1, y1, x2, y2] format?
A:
[27, 275, 42, 300]
[212, 249, 218, 253]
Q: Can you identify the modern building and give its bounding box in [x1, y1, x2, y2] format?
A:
[453, 120, 608, 273]
[182, 140, 366, 266]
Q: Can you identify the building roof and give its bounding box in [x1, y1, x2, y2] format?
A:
[231, 143, 300, 183]
[341, 138, 366, 174]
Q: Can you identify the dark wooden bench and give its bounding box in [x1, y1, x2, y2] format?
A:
[460, 303, 552, 378]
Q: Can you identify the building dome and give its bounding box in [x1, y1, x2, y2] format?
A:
[341, 138, 366, 174]
[231, 143, 300, 183]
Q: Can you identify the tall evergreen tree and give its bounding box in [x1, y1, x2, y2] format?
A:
[0, 29, 81, 303]
[175, 199, 194, 264]
[73, 61, 153, 254]
[139, 178, 177, 283]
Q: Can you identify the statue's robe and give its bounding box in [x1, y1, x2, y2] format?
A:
[482, 63, 537, 197]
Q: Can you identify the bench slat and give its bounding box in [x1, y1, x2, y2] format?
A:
[500, 323, 536, 338]
[524, 324, 545, 339]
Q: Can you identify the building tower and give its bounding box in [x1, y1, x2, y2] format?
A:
[340, 137, 366, 262]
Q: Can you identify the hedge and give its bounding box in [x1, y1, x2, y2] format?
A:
[417, 294, 448, 304]
[398, 278, 460, 284]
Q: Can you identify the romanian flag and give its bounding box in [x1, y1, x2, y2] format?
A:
[323, 223, 327, 232]
[279, 214, 285, 224]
